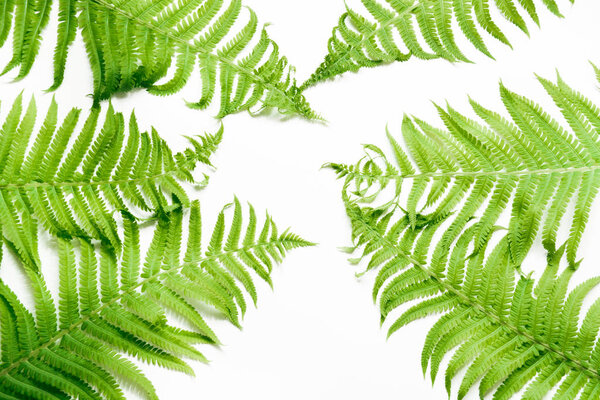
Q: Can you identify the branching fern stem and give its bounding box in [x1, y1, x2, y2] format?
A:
[351, 207, 600, 382]
[0, 236, 300, 378]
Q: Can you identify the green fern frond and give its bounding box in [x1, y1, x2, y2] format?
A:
[302, 0, 570, 89]
[0, 94, 221, 271]
[328, 74, 600, 269]
[344, 198, 600, 400]
[0, 199, 313, 399]
[0, 0, 318, 119]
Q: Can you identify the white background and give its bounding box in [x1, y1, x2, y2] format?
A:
[2, 0, 600, 399]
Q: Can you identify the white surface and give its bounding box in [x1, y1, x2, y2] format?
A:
[1, 1, 600, 399]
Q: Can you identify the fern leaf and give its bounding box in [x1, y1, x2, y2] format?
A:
[0, 0, 318, 119]
[343, 198, 600, 400]
[0, 94, 222, 271]
[0, 201, 313, 399]
[302, 0, 571, 89]
[328, 74, 600, 269]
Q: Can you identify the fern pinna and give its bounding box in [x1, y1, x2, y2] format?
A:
[0, 0, 318, 119]
[330, 74, 600, 399]
[0, 199, 313, 399]
[302, 0, 571, 90]
[0, 94, 221, 272]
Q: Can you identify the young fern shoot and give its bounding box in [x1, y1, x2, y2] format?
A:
[0, 0, 319, 119]
[0, 94, 222, 271]
[328, 74, 600, 270]
[302, 0, 571, 90]
[0, 200, 314, 399]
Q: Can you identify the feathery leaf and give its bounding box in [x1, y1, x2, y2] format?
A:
[0, 94, 222, 271]
[328, 74, 600, 269]
[332, 71, 600, 400]
[0, 201, 313, 399]
[343, 197, 600, 400]
[302, 0, 571, 90]
[0, 0, 318, 119]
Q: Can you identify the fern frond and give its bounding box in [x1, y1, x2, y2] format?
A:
[0, 200, 313, 399]
[344, 198, 600, 400]
[0, 0, 318, 119]
[0, 94, 221, 271]
[302, 0, 570, 89]
[328, 74, 600, 269]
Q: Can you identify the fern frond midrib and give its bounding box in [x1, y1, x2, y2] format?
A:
[0, 168, 189, 190]
[351, 207, 600, 382]
[0, 235, 301, 377]
[301, 3, 419, 89]
[95, 0, 297, 106]
[333, 163, 600, 181]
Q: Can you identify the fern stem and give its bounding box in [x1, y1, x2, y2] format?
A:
[0, 169, 189, 190]
[0, 236, 302, 377]
[352, 208, 600, 382]
[92, 0, 300, 113]
[332, 163, 600, 181]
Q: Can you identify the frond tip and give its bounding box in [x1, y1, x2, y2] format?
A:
[302, 0, 571, 90]
[0, 200, 313, 399]
[0, 0, 319, 119]
[0, 94, 221, 271]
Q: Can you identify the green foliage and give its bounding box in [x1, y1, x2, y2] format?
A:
[0, 94, 221, 272]
[302, 0, 570, 89]
[331, 73, 600, 399]
[345, 200, 600, 400]
[0, 0, 318, 119]
[328, 74, 600, 270]
[0, 199, 313, 399]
